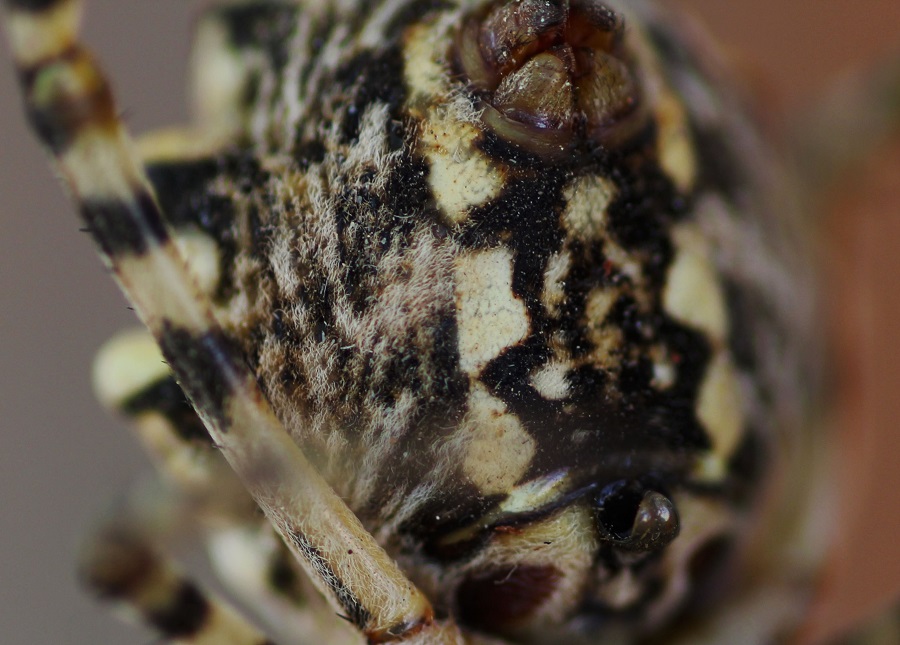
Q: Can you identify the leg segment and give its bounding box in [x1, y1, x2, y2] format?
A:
[93, 327, 363, 644]
[2, 2, 449, 641]
[80, 485, 274, 645]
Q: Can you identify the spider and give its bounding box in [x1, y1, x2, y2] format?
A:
[0, 1, 896, 644]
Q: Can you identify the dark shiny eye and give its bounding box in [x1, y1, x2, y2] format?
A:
[593, 479, 680, 552]
[455, 0, 646, 156]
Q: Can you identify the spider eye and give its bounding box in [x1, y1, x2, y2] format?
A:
[455, 0, 646, 155]
[593, 480, 680, 551]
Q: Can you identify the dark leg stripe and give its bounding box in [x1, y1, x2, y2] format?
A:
[4, 0, 64, 12]
[80, 526, 269, 642]
[285, 527, 372, 630]
[158, 322, 245, 432]
[20, 46, 117, 155]
[146, 581, 211, 638]
[80, 528, 157, 600]
[120, 376, 213, 444]
[80, 191, 171, 258]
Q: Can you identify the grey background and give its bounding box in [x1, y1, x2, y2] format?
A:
[1, 1, 898, 643]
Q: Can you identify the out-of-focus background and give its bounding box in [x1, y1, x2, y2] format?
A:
[0, 1, 898, 643]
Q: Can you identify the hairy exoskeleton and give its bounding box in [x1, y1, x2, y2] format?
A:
[4, 0, 832, 643]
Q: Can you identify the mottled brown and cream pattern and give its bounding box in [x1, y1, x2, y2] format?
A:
[4, 0, 824, 643]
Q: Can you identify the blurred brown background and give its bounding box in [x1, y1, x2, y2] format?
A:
[0, 1, 898, 643]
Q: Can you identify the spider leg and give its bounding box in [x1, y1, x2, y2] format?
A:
[79, 482, 275, 645]
[93, 327, 362, 645]
[2, 2, 459, 641]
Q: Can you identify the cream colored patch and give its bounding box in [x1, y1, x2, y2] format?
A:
[656, 90, 697, 193]
[650, 344, 677, 390]
[404, 20, 503, 223]
[439, 471, 572, 548]
[584, 288, 623, 368]
[173, 228, 222, 296]
[500, 470, 571, 514]
[209, 527, 359, 644]
[402, 22, 448, 103]
[562, 175, 617, 238]
[190, 14, 251, 136]
[595, 568, 644, 610]
[137, 128, 223, 164]
[461, 385, 535, 495]
[652, 359, 677, 391]
[664, 224, 727, 342]
[454, 247, 529, 376]
[693, 352, 744, 482]
[135, 412, 215, 489]
[606, 239, 644, 285]
[92, 328, 168, 409]
[420, 106, 504, 224]
[208, 527, 277, 601]
[562, 176, 646, 283]
[542, 251, 570, 315]
[530, 361, 571, 401]
[585, 287, 617, 324]
[7, 1, 80, 67]
[62, 126, 145, 202]
[118, 247, 210, 333]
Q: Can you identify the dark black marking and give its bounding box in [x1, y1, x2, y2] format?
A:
[268, 546, 301, 597]
[216, 2, 299, 72]
[284, 527, 371, 630]
[80, 191, 170, 258]
[147, 581, 210, 638]
[604, 147, 682, 287]
[721, 277, 760, 371]
[18, 44, 111, 156]
[333, 149, 435, 314]
[293, 138, 327, 168]
[120, 376, 213, 444]
[679, 535, 737, 615]
[146, 154, 271, 300]
[80, 527, 156, 601]
[556, 238, 611, 359]
[691, 125, 744, 201]
[725, 426, 768, 506]
[453, 139, 710, 494]
[382, 0, 453, 38]
[333, 45, 408, 144]
[477, 129, 559, 168]
[4, 0, 62, 13]
[158, 323, 247, 432]
[461, 168, 569, 323]
[20, 47, 83, 154]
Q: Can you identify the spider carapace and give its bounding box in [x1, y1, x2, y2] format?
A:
[4, 0, 833, 643]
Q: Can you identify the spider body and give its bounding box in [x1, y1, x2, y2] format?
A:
[2, 0, 892, 643]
